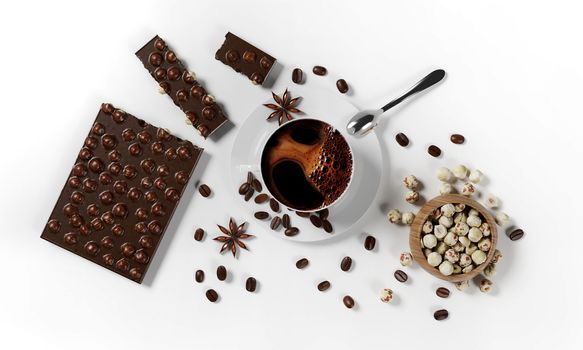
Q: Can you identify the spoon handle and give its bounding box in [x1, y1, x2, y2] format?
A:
[381, 69, 446, 112]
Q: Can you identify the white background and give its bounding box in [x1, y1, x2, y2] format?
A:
[1, 0, 582, 349]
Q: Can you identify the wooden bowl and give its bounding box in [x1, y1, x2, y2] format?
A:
[409, 194, 498, 283]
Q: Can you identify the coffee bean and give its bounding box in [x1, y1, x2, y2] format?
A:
[322, 220, 333, 233]
[434, 309, 449, 321]
[428, 145, 442, 157]
[395, 132, 410, 147]
[342, 295, 355, 309]
[194, 228, 204, 241]
[296, 211, 310, 218]
[310, 215, 322, 228]
[195, 269, 204, 283]
[216, 265, 227, 281]
[252, 179, 262, 192]
[282, 214, 290, 228]
[336, 79, 349, 93]
[509, 228, 524, 241]
[317, 280, 330, 291]
[295, 258, 309, 269]
[205, 289, 218, 302]
[318, 208, 329, 220]
[292, 68, 304, 84]
[269, 198, 280, 212]
[436, 287, 450, 298]
[285, 227, 299, 236]
[313, 65, 327, 76]
[238, 182, 250, 195]
[244, 187, 254, 201]
[270, 216, 282, 230]
[254, 193, 269, 204]
[364, 235, 376, 251]
[198, 184, 211, 197]
[340, 256, 352, 271]
[246, 277, 257, 292]
[254, 211, 269, 220]
[394, 269, 408, 283]
[246, 171, 254, 184]
[450, 134, 465, 144]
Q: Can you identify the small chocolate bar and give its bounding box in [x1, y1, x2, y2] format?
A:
[215, 32, 276, 85]
[136, 35, 227, 138]
[41, 104, 203, 283]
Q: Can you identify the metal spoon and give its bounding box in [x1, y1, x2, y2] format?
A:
[346, 69, 446, 136]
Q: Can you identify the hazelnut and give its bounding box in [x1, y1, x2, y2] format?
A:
[439, 182, 453, 195]
[422, 220, 434, 233]
[399, 252, 413, 267]
[461, 182, 476, 196]
[484, 193, 499, 208]
[468, 227, 483, 243]
[427, 252, 442, 267]
[441, 203, 455, 218]
[438, 261, 454, 276]
[444, 249, 460, 263]
[452, 165, 468, 179]
[422, 234, 438, 249]
[455, 280, 470, 291]
[434, 224, 447, 240]
[387, 209, 402, 224]
[380, 288, 394, 303]
[436, 167, 452, 182]
[469, 169, 483, 184]
[405, 190, 420, 204]
[402, 212, 415, 225]
[495, 212, 510, 226]
[483, 263, 497, 278]
[479, 278, 493, 293]
[467, 215, 482, 228]
[444, 231, 458, 246]
[403, 175, 419, 190]
[471, 250, 487, 265]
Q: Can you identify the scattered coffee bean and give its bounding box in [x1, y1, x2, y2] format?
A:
[252, 179, 262, 192]
[254, 193, 269, 204]
[364, 235, 376, 250]
[343, 295, 355, 309]
[216, 265, 227, 281]
[244, 188, 254, 201]
[436, 287, 450, 298]
[296, 211, 310, 218]
[198, 184, 211, 197]
[309, 215, 322, 228]
[508, 228, 524, 241]
[246, 277, 257, 292]
[285, 227, 299, 236]
[195, 269, 204, 283]
[194, 228, 204, 241]
[282, 214, 290, 228]
[295, 258, 309, 269]
[247, 171, 254, 184]
[270, 216, 282, 230]
[322, 220, 333, 233]
[434, 309, 449, 321]
[318, 208, 329, 220]
[238, 182, 250, 195]
[205, 289, 218, 302]
[395, 132, 410, 147]
[450, 134, 465, 144]
[292, 68, 304, 84]
[428, 145, 442, 157]
[394, 269, 408, 283]
[312, 65, 327, 76]
[317, 280, 331, 291]
[254, 211, 269, 220]
[336, 79, 349, 93]
[340, 256, 352, 272]
[269, 198, 280, 212]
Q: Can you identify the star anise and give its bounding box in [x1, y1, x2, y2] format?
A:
[263, 88, 302, 125]
[213, 218, 254, 257]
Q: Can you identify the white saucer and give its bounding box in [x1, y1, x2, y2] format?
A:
[230, 85, 383, 242]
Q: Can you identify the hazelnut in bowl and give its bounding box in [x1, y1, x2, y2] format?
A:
[409, 194, 498, 283]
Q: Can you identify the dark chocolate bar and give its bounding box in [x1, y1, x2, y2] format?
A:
[215, 32, 276, 85]
[41, 104, 202, 283]
[136, 35, 227, 138]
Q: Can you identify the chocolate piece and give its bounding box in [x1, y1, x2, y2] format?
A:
[136, 35, 228, 138]
[41, 104, 202, 283]
[215, 32, 276, 85]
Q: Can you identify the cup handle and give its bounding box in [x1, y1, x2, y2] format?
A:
[238, 164, 260, 174]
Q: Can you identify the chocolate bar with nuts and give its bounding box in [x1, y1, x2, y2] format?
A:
[215, 32, 276, 85]
[136, 35, 227, 138]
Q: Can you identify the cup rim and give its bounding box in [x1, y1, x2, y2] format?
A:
[258, 118, 355, 213]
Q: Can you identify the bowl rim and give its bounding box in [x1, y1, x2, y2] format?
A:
[409, 194, 498, 283]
